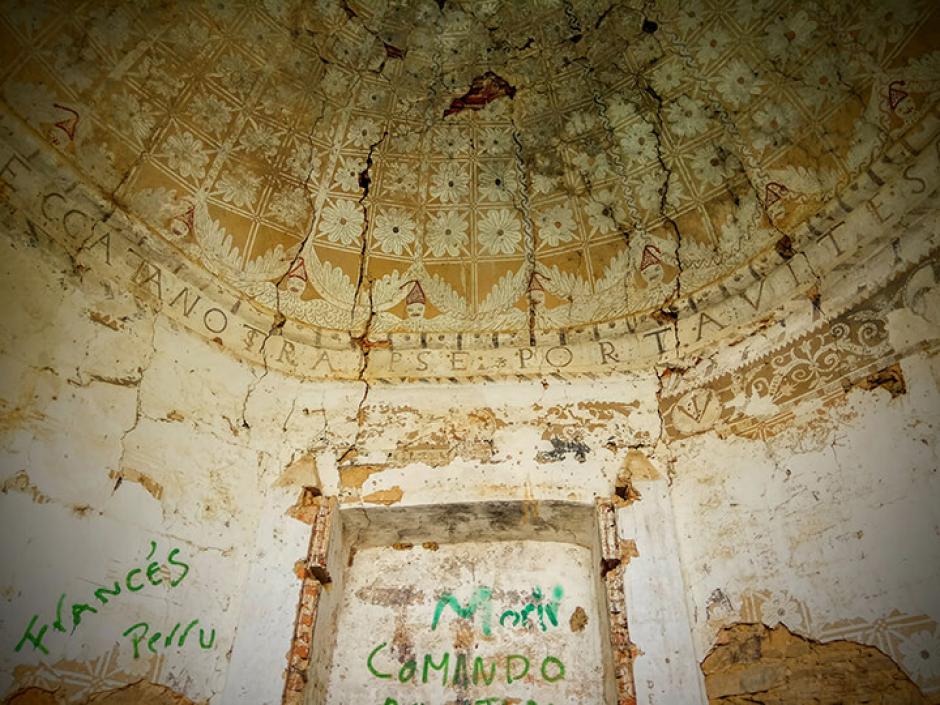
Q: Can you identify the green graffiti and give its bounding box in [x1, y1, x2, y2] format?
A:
[13, 542, 195, 656]
[13, 615, 48, 655]
[122, 622, 149, 659]
[198, 627, 215, 649]
[452, 653, 469, 686]
[94, 581, 121, 604]
[487, 585, 565, 633]
[367, 647, 564, 688]
[52, 593, 66, 633]
[379, 697, 553, 705]
[398, 660, 416, 683]
[541, 655, 565, 682]
[372, 586, 569, 699]
[473, 656, 496, 686]
[368, 642, 392, 679]
[506, 655, 529, 684]
[121, 619, 217, 659]
[164, 622, 181, 646]
[431, 585, 564, 636]
[69, 603, 98, 633]
[422, 652, 450, 684]
[431, 587, 493, 635]
[178, 619, 200, 647]
[543, 585, 563, 628]
[167, 548, 191, 587]
[125, 568, 144, 591]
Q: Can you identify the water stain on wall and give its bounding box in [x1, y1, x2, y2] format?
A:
[1, 471, 49, 504]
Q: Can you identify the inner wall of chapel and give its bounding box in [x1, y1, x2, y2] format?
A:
[0, 0, 938, 703]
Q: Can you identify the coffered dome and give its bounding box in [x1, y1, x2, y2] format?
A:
[3, 0, 938, 379]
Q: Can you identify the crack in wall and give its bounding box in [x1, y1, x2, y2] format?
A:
[643, 81, 683, 355]
[508, 117, 540, 346]
[114, 315, 158, 492]
[338, 283, 377, 467]
[238, 88, 329, 429]
[350, 130, 389, 334]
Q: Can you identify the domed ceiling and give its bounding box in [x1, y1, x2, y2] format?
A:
[1, 0, 938, 380]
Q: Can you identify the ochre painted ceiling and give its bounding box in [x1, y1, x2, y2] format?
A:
[1, 0, 938, 379]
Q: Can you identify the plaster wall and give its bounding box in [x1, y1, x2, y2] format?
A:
[670, 351, 940, 694]
[0, 137, 939, 703]
[326, 540, 602, 705]
[0, 201, 940, 704]
[0, 213, 648, 703]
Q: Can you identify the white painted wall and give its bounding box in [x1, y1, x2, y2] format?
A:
[326, 540, 602, 705]
[619, 480, 708, 705]
[669, 352, 940, 695]
[1, 190, 938, 702]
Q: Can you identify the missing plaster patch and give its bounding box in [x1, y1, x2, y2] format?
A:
[615, 450, 660, 500]
[444, 72, 516, 117]
[85, 681, 202, 704]
[1, 471, 49, 504]
[705, 588, 735, 622]
[4, 688, 58, 705]
[382, 42, 404, 59]
[4, 681, 202, 705]
[774, 234, 795, 260]
[361, 486, 403, 505]
[536, 437, 591, 463]
[569, 606, 588, 632]
[87, 310, 122, 331]
[623, 449, 661, 482]
[108, 468, 163, 501]
[701, 623, 928, 703]
[307, 565, 332, 585]
[287, 486, 323, 524]
[72, 504, 94, 517]
[338, 463, 385, 490]
[848, 362, 907, 398]
[276, 452, 321, 489]
[0, 400, 46, 433]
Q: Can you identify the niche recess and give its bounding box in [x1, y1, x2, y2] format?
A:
[282, 499, 636, 705]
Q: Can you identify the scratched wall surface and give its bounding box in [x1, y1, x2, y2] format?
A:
[0, 0, 939, 703]
[326, 541, 602, 705]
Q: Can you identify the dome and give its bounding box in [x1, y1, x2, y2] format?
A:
[2, 0, 937, 380]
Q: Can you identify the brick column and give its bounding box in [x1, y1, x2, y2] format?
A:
[597, 498, 638, 705]
[283, 496, 336, 705]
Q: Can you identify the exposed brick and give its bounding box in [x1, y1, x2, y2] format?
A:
[702, 623, 929, 704]
[282, 497, 337, 705]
